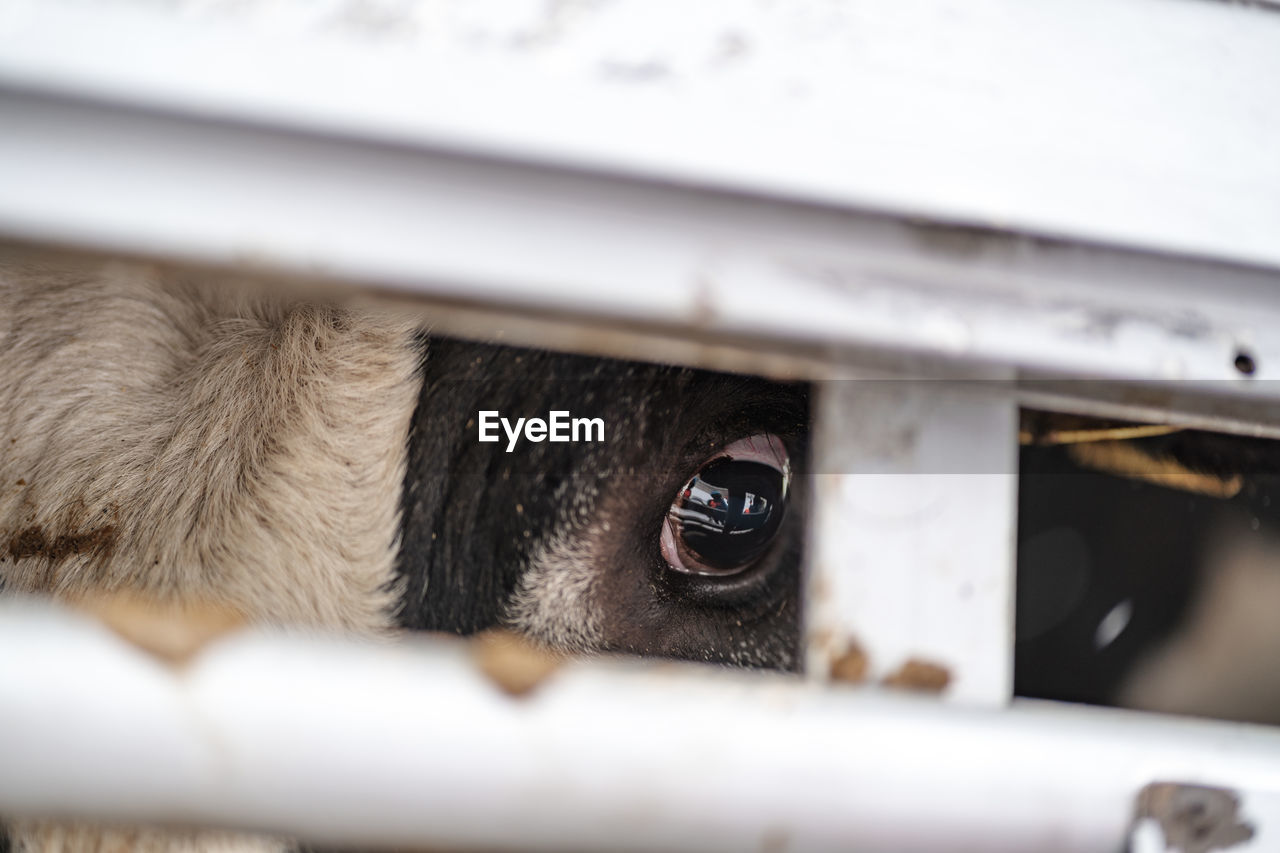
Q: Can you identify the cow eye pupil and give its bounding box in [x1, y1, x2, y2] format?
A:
[661, 435, 790, 577]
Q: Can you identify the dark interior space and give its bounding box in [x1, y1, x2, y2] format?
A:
[1016, 411, 1280, 723]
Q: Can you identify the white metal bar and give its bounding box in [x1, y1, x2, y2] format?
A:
[1, 4, 1280, 407]
[5, 600, 1280, 853]
[1, 0, 1278, 270]
[806, 382, 1019, 705]
[4, 88, 1280, 396]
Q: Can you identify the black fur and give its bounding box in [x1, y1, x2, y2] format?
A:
[394, 336, 809, 668]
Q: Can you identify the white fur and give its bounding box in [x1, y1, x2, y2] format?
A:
[505, 522, 606, 653]
[1, 250, 423, 851]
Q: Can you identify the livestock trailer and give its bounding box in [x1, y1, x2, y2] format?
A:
[2, 1, 1280, 850]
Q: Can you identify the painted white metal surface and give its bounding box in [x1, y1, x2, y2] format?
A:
[0, 0, 1278, 271]
[806, 381, 1018, 705]
[0, 0, 1279, 406]
[4, 599, 1280, 853]
[1, 1, 1280, 406]
[3, 89, 1280, 403]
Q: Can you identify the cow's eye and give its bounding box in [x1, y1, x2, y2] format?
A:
[660, 434, 791, 577]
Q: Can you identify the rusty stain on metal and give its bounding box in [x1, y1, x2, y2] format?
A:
[828, 643, 869, 684]
[1136, 782, 1255, 853]
[76, 593, 245, 666]
[472, 629, 562, 698]
[882, 658, 951, 693]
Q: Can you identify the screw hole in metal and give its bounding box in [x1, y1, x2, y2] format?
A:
[1234, 350, 1257, 376]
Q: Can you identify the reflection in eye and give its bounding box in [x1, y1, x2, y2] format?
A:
[661, 434, 791, 577]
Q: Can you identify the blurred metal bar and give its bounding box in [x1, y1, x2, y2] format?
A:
[0, 2, 1279, 405]
[4, 601, 1280, 852]
[1, 0, 1278, 269]
[4, 87, 1280, 398]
